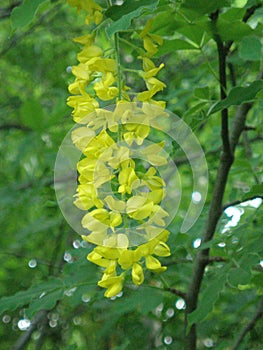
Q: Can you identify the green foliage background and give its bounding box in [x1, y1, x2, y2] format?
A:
[0, 0, 262, 349]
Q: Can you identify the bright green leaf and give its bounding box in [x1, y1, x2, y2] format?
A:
[11, 0, 47, 29]
[209, 80, 263, 114]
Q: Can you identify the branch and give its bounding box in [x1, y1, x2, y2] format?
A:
[0, 123, 31, 131]
[167, 287, 187, 299]
[232, 296, 263, 350]
[12, 311, 47, 350]
[183, 15, 263, 349]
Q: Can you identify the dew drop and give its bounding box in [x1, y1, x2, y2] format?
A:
[28, 259, 37, 268]
[164, 335, 173, 345]
[18, 319, 31, 331]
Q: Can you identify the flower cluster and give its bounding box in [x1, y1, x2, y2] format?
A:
[67, 0, 170, 298]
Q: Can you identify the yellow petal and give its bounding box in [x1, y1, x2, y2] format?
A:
[132, 263, 144, 285]
[153, 241, 171, 257]
[104, 196, 126, 212]
[126, 196, 154, 221]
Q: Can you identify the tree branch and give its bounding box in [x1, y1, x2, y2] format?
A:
[12, 311, 47, 350]
[0, 123, 31, 131]
[167, 287, 187, 299]
[232, 296, 263, 350]
[183, 12, 262, 348]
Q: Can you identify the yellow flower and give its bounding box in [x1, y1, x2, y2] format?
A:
[83, 130, 115, 158]
[67, 94, 98, 124]
[98, 273, 125, 298]
[73, 34, 95, 46]
[123, 123, 150, 146]
[118, 167, 139, 195]
[104, 196, 126, 212]
[107, 146, 130, 169]
[140, 141, 167, 166]
[67, 0, 103, 25]
[77, 46, 103, 63]
[87, 208, 122, 228]
[145, 255, 166, 272]
[94, 72, 119, 101]
[140, 19, 163, 56]
[88, 57, 117, 74]
[132, 263, 144, 285]
[126, 196, 154, 221]
[71, 126, 95, 152]
[74, 183, 103, 210]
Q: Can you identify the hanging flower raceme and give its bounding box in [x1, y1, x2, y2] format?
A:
[66, 0, 171, 298]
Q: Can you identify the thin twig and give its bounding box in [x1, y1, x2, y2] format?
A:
[12, 311, 47, 350]
[232, 296, 263, 350]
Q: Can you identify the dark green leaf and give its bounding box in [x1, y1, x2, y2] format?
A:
[194, 86, 210, 100]
[182, 0, 229, 14]
[27, 289, 64, 318]
[242, 183, 263, 201]
[20, 98, 44, 130]
[0, 277, 63, 314]
[228, 268, 251, 287]
[105, 0, 159, 37]
[11, 0, 47, 29]
[188, 273, 226, 328]
[239, 36, 262, 61]
[209, 80, 263, 114]
[216, 19, 253, 41]
[157, 39, 198, 56]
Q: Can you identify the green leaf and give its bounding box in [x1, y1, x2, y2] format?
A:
[20, 98, 44, 130]
[176, 20, 211, 47]
[105, 0, 159, 37]
[183, 102, 208, 118]
[0, 277, 63, 314]
[188, 273, 226, 328]
[27, 288, 64, 318]
[194, 86, 210, 100]
[239, 36, 262, 61]
[182, 0, 229, 14]
[209, 80, 263, 115]
[228, 268, 251, 287]
[242, 183, 263, 201]
[216, 19, 253, 41]
[157, 39, 198, 56]
[11, 0, 47, 29]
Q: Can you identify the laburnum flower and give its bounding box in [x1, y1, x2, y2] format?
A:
[140, 19, 163, 56]
[94, 72, 119, 101]
[66, 0, 172, 299]
[67, 93, 99, 124]
[81, 230, 170, 297]
[67, 0, 103, 26]
[118, 165, 139, 195]
[98, 273, 125, 298]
